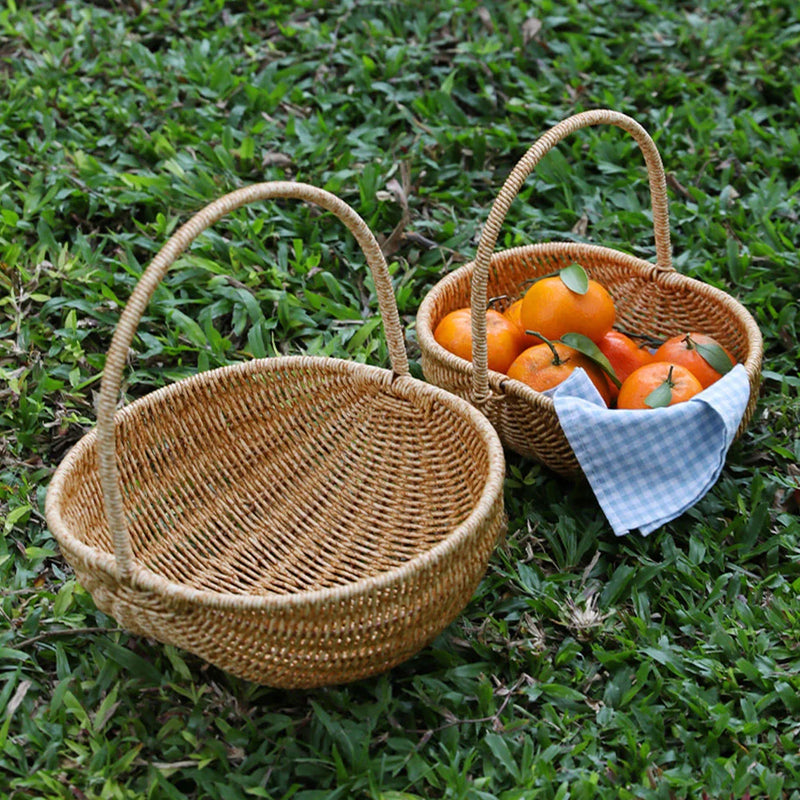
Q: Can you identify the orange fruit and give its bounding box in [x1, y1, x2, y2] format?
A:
[520, 274, 615, 344]
[653, 333, 735, 388]
[434, 307, 525, 374]
[506, 341, 613, 406]
[617, 361, 703, 409]
[597, 329, 654, 402]
[503, 298, 542, 349]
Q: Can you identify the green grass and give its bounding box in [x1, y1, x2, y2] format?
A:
[1, 0, 799, 797]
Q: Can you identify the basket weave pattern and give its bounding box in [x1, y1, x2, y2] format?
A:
[417, 110, 763, 477]
[47, 182, 506, 688]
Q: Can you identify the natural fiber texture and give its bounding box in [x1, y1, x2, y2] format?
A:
[46, 182, 506, 688]
[416, 110, 763, 477]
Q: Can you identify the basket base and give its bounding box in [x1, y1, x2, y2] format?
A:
[73, 559, 492, 688]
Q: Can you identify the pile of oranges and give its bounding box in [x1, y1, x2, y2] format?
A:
[433, 263, 736, 410]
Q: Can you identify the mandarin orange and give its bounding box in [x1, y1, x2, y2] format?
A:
[519, 274, 615, 344]
[597, 329, 654, 402]
[506, 341, 613, 406]
[617, 361, 703, 409]
[653, 333, 734, 388]
[434, 307, 525, 374]
[503, 298, 542, 349]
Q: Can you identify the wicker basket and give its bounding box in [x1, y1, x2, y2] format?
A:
[416, 109, 763, 477]
[45, 182, 506, 689]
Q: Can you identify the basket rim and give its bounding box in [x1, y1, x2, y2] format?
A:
[416, 240, 764, 402]
[45, 354, 506, 613]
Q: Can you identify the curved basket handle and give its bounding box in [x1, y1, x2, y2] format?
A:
[471, 108, 673, 402]
[97, 181, 409, 583]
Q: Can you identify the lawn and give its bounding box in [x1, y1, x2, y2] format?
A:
[1, 0, 799, 798]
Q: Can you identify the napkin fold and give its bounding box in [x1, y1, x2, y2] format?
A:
[549, 364, 751, 537]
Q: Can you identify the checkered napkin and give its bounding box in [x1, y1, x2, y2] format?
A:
[548, 364, 751, 537]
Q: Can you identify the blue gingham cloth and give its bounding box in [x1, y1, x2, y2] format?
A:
[548, 364, 751, 536]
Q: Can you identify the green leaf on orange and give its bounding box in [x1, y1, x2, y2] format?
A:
[644, 381, 673, 408]
[560, 332, 621, 388]
[694, 340, 734, 375]
[559, 263, 589, 295]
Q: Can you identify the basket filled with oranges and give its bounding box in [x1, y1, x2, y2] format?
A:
[416, 109, 763, 478]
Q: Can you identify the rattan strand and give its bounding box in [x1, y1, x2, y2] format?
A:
[46, 182, 506, 688]
[416, 110, 763, 477]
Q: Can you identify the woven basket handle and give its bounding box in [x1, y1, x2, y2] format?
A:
[471, 108, 672, 403]
[97, 181, 409, 582]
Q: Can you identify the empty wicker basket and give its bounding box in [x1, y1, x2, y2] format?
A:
[416, 109, 763, 477]
[46, 182, 506, 689]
